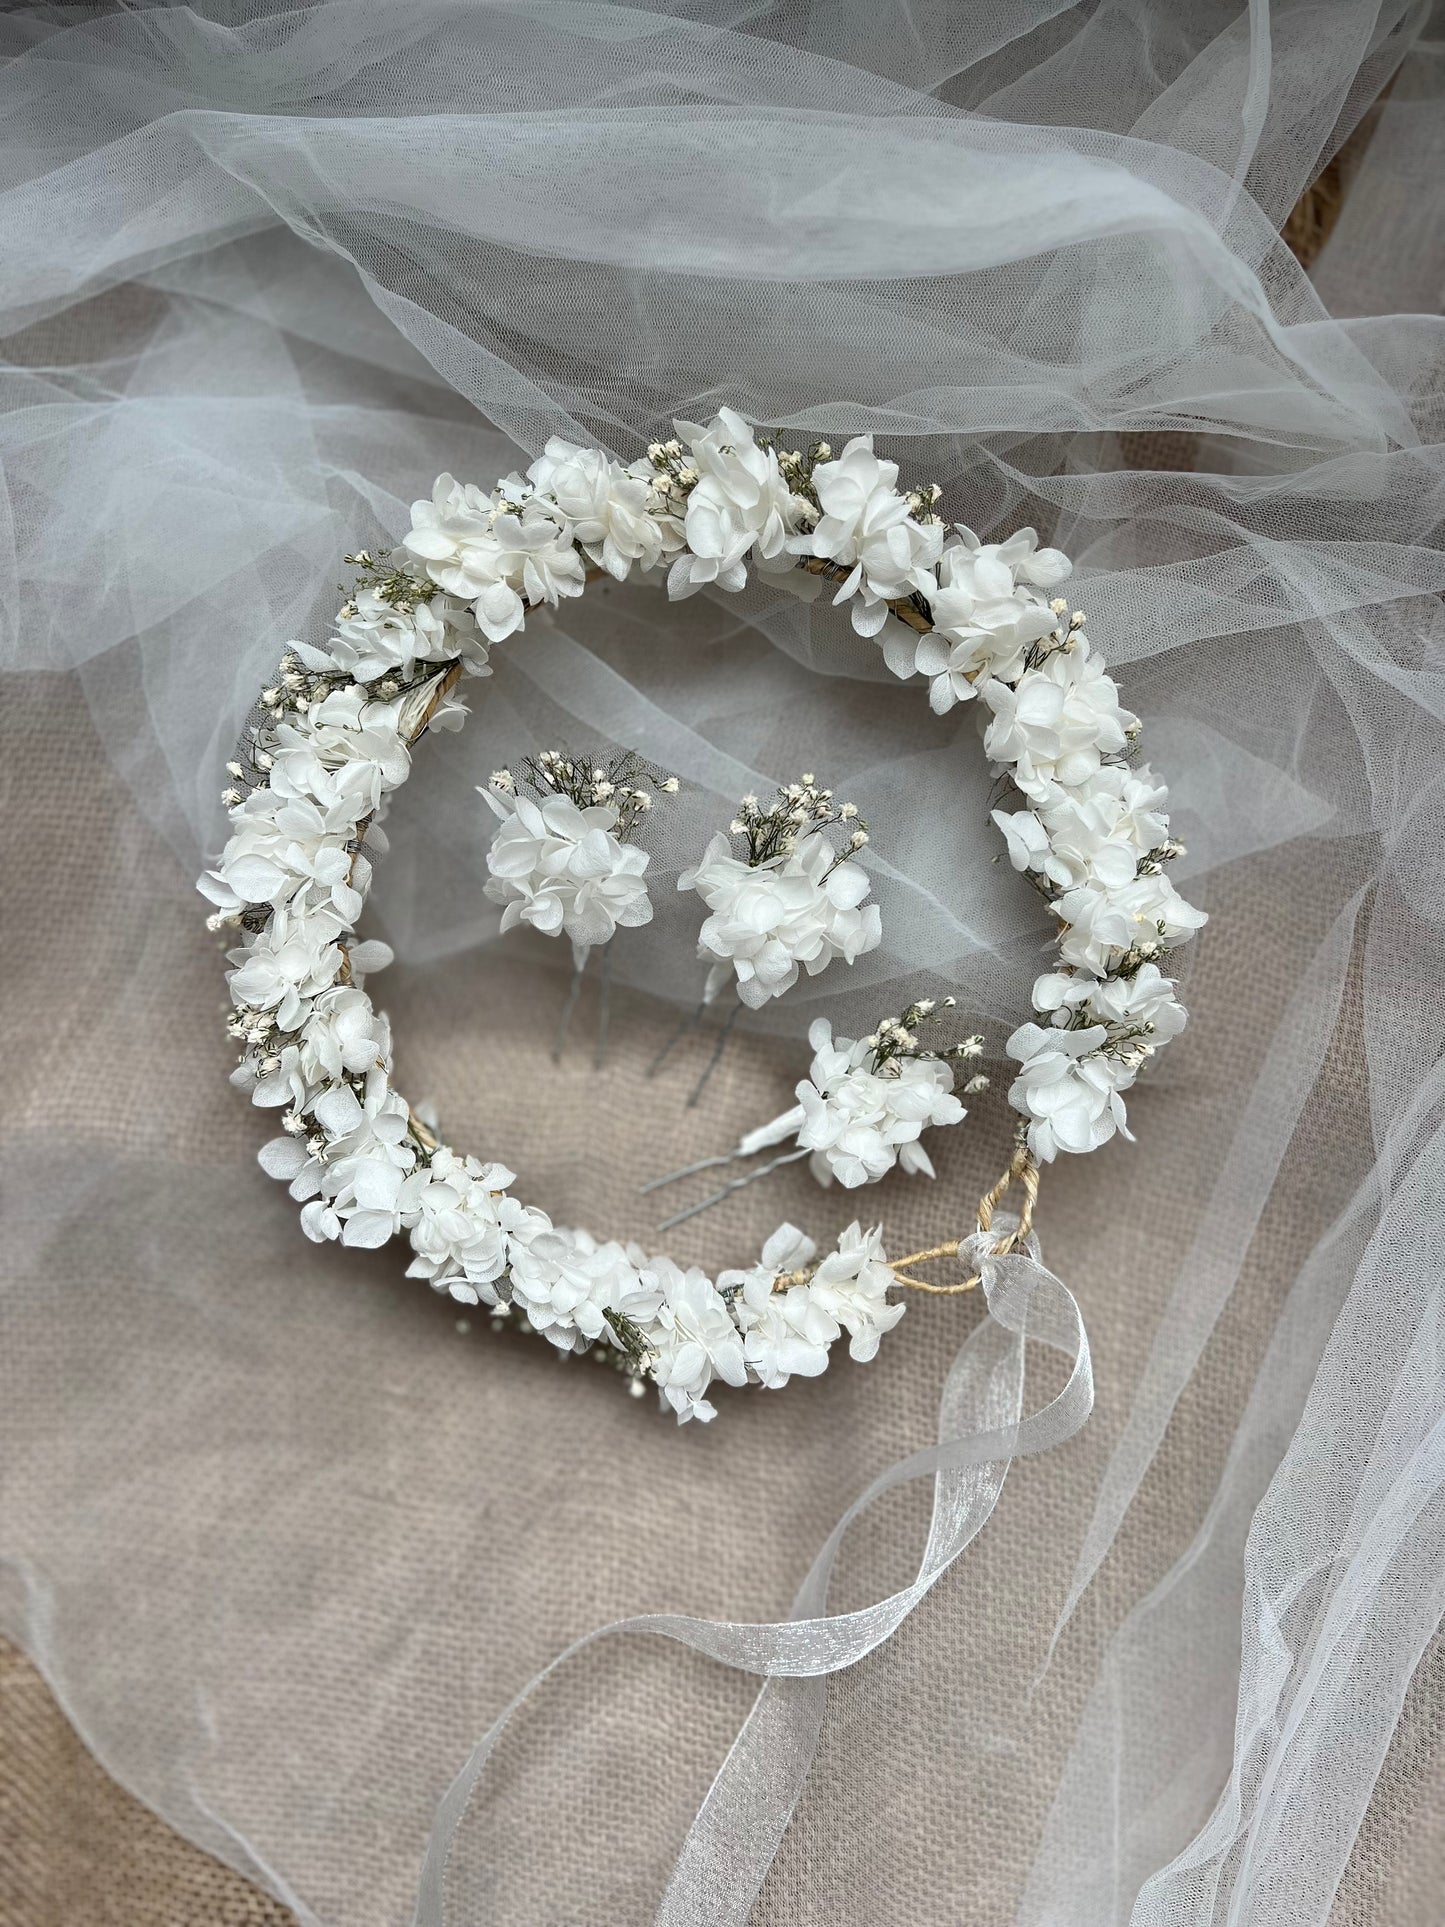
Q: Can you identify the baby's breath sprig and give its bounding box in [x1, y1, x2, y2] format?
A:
[644, 438, 698, 519]
[730, 774, 868, 869]
[340, 548, 434, 615]
[492, 746, 680, 839]
[863, 998, 989, 1091]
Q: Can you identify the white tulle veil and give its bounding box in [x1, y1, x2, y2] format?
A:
[2, 2, 1443, 1922]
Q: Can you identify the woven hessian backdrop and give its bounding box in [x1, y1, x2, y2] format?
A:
[3, 4, 1445, 1924]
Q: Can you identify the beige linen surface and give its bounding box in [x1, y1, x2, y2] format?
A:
[2, 669, 1440, 1925]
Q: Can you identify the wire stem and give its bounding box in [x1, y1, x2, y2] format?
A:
[686, 999, 742, 1109]
[657, 1144, 810, 1234]
[647, 998, 707, 1078]
[593, 943, 614, 1070]
[640, 1148, 744, 1195]
[552, 949, 589, 1063]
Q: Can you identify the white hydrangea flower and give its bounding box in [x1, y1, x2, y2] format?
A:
[993, 764, 1172, 895]
[805, 1223, 905, 1362]
[679, 830, 881, 1009]
[1032, 962, 1187, 1046]
[269, 689, 412, 815]
[723, 1224, 838, 1390]
[889, 533, 1062, 711]
[641, 1258, 748, 1423]
[1005, 1020, 1134, 1161]
[665, 407, 808, 601]
[300, 1072, 419, 1246]
[793, 1017, 965, 1187]
[296, 984, 393, 1084]
[200, 787, 362, 921]
[527, 437, 678, 580]
[1054, 871, 1207, 974]
[403, 472, 500, 596]
[238, 977, 396, 1115]
[979, 644, 1136, 798]
[226, 904, 352, 1032]
[328, 584, 488, 684]
[397, 1150, 518, 1303]
[404, 476, 584, 641]
[482, 789, 652, 951]
[951, 523, 1071, 592]
[504, 1218, 638, 1350]
[1082, 960, 1189, 1039]
[793, 435, 943, 636]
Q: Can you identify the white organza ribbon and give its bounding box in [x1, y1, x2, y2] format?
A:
[412, 1232, 1094, 1925]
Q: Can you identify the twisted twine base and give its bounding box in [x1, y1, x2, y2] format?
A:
[888, 1135, 1040, 1293]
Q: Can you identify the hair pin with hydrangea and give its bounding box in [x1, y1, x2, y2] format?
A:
[481, 747, 680, 1065]
[644, 999, 988, 1229]
[647, 773, 883, 1106]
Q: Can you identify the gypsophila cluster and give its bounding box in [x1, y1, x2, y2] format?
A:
[202, 407, 1204, 1419]
[679, 776, 882, 1009]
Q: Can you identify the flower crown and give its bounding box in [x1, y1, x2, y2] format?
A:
[200, 409, 1204, 1421]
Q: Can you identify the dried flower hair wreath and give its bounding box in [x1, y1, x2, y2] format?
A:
[200, 409, 1205, 1422]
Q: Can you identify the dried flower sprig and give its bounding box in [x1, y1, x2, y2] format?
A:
[729, 774, 868, 870]
[492, 746, 680, 841]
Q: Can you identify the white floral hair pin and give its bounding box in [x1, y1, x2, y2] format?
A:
[644, 1002, 986, 1230]
[200, 407, 1205, 1423]
[648, 776, 881, 1104]
[481, 748, 678, 1062]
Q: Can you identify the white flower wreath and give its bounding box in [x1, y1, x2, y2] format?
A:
[201, 409, 1205, 1422]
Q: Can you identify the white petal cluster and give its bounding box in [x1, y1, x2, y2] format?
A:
[526, 438, 681, 581]
[641, 1257, 751, 1421]
[883, 526, 1068, 712]
[992, 763, 1170, 894]
[791, 436, 943, 635]
[725, 1225, 839, 1390]
[400, 1150, 521, 1303]
[794, 1017, 965, 1187]
[482, 789, 652, 951]
[328, 584, 489, 685]
[679, 830, 881, 1009]
[979, 642, 1134, 799]
[1006, 955, 1191, 1160]
[403, 475, 587, 642]
[667, 407, 811, 599]
[801, 1223, 906, 1362]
